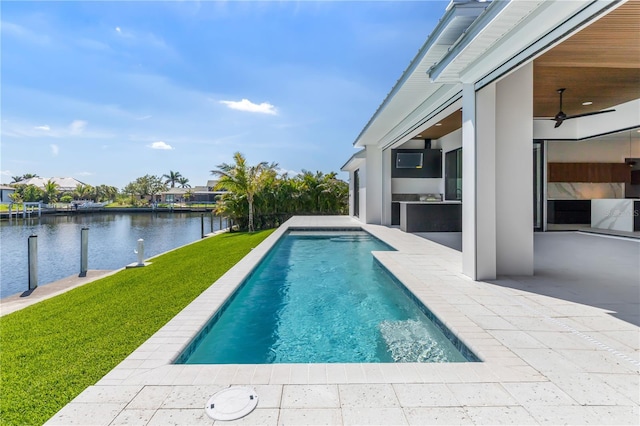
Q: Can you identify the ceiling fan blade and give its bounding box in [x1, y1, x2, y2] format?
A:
[554, 120, 563, 128]
[563, 109, 616, 120]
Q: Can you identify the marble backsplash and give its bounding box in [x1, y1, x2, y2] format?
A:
[547, 182, 624, 200]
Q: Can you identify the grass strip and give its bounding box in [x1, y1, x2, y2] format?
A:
[0, 229, 274, 425]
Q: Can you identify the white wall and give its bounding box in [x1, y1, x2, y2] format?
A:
[365, 148, 382, 224]
[391, 178, 442, 194]
[397, 139, 435, 149]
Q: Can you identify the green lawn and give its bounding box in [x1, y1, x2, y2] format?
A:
[0, 229, 274, 426]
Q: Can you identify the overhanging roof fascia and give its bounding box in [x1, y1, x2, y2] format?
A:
[429, 0, 623, 86]
[340, 149, 366, 171]
[352, 1, 489, 147]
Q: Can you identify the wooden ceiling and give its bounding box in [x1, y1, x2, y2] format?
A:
[417, 110, 462, 140]
[533, 0, 640, 117]
[413, 1, 640, 138]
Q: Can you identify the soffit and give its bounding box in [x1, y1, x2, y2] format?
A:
[415, 110, 462, 140]
[533, 0, 640, 117]
[430, 0, 546, 82]
[413, 1, 640, 139]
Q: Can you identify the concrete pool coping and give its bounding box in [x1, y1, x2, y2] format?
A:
[46, 216, 639, 425]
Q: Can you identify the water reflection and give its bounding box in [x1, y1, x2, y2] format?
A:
[0, 212, 227, 299]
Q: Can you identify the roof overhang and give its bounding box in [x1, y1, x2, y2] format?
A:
[352, 0, 489, 148]
[352, 0, 638, 154]
[428, 0, 623, 86]
[341, 149, 366, 172]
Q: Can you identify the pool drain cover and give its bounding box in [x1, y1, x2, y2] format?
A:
[205, 386, 258, 421]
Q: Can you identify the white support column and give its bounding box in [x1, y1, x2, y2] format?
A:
[365, 147, 383, 224]
[495, 63, 534, 275]
[462, 83, 497, 280]
[359, 164, 367, 221]
[381, 148, 392, 225]
[461, 84, 477, 278]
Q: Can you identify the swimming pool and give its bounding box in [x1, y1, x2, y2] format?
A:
[176, 230, 478, 364]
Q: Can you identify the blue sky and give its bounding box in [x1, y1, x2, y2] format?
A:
[1, 0, 448, 189]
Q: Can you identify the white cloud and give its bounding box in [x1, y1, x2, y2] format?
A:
[69, 120, 87, 135]
[35, 125, 50, 131]
[136, 114, 152, 121]
[76, 171, 94, 176]
[50, 144, 59, 156]
[113, 26, 172, 52]
[1, 21, 50, 45]
[148, 141, 174, 150]
[220, 99, 277, 115]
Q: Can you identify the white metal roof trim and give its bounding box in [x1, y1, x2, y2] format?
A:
[434, 1, 545, 82]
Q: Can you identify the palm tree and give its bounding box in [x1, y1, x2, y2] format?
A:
[177, 177, 191, 188]
[211, 152, 277, 232]
[42, 180, 60, 204]
[73, 184, 93, 201]
[94, 185, 119, 203]
[319, 172, 349, 214]
[10, 176, 23, 184]
[22, 185, 43, 202]
[162, 170, 182, 188]
[8, 192, 23, 204]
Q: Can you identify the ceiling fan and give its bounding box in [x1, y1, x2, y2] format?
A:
[551, 88, 616, 128]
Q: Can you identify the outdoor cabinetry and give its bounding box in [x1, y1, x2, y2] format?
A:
[548, 163, 631, 183]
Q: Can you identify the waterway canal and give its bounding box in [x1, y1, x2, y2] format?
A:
[0, 212, 227, 299]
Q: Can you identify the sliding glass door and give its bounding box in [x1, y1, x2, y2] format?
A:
[353, 169, 360, 217]
[533, 141, 544, 231]
[445, 148, 462, 201]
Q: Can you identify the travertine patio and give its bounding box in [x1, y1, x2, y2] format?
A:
[46, 216, 639, 425]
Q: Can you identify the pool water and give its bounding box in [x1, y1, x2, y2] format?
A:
[177, 230, 476, 364]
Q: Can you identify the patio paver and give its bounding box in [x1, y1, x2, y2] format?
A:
[43, 216, 640, 425]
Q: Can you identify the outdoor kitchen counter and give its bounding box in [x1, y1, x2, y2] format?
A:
[399, 201, 462, 233]
[591, 198, 640, 232]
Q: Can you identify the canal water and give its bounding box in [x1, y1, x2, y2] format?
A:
[0, 212, 227, 299]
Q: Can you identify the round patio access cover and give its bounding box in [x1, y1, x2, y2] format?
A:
[205, 386, 259, 421]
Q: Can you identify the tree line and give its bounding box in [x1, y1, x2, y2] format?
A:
[6, 155, 349, 231]
[212, 152, 348, 232]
